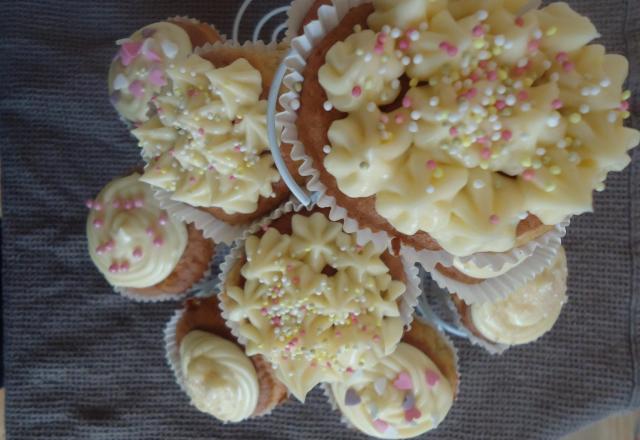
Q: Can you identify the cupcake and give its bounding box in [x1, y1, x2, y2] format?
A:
[133, 41, 302, 242]
[285, 0, 639, 259]
[219, 207, 419, 402]
[108, 18, 224, 124]
[166, 296, 288, 422]
[329, 318, 457, 439]
[452, 247, 568, 347]
[86, 172, 214, 300]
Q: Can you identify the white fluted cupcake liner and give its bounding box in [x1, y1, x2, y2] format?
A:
[217, 199, 421, 350]
[284, 0, 321, 41]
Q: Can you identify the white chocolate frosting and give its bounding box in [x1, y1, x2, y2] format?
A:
[222, 212, 406, 402]
[318, 0, 639, 256]
[137, 54, 281, 214]
[331, 342, 454, 439]
[470, 247, 568, 345]
[108, 22, 192, 123]
[86, 173, 188, 288]
[180, 330, 259, 422]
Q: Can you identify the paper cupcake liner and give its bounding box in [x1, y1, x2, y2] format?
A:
[284, 0, 321, 41]
[404, 233, 562, 305]
[217, 199, 421, 350]
[113, 236, 218, 303]
[322, 317, 460, 429]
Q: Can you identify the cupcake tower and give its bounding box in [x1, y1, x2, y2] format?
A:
[85, 1, 638, 438]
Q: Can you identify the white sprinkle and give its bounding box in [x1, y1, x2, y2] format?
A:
[401, 56, 411, 66]
[492, 121, 502, 131]
[477, 10, 489, 20]
[419, 22, 429, 31]
[426, 185, 435, 194]
[546, 113, 560, 127]
[579, 104, 590, 114]
[600, 77, 611, 88]
[413, 54, 424, 65]
[550, 72, 560, 82]
[556, 139, 567, 149]
[473, 179, 485, 189]
[518, 211, 529, 220]
[448, 113, 461, 123]
[506, 94, 517, 106]
[488, 114, 498, 123]
[543, 60, 552, 70]
[391, 28, 402, 38]
[429, 96, 440, 107]
[536, 147, 546, 156]
[408, 122, 418, 133]
[323, 101, 333, 111]
[568, 152, 581, 163]
[520, 102, 532, 112]
[113, 74, 129, 90]
[364, 53, 373, 63]
[478, 50, 491, 60]
[323, 145, 331, 154]
[491, 131, 502, 141]
[367, 102, 377, 112]
[472, 104, 485, 115]
[608, 111, 618, 123]
[504, 40, 514, 50]
[513, 80, 523, 90]
[411, 110, 421, 120]
[521, 132, 530, 141]
[408, 30, 420, 41]
[517, 58, 529, 68]
[580, 87, 590, 96]
[494, 35, 506, 46]
[497, 85, 507, 95]
[291, 99, 300, 110]
[533, 29, 543, 39]
[382, 25, 391, 34]
[590, 86, 601, 96]
[378, 67, 387, 75]
[481, 96, 491, 106]
[355, 48, 364, 57]
[459, 101, 470, 113]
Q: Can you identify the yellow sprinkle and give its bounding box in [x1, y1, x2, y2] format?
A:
[546, 26, 557, 36]
[523, 77, 534, 87]
[461, 136, 472, 147]
[480, 161, 489, 170]
[491, 152, 500, 159]
[433, 168, 444, 178]
[569, 113, 582, 124]
[532, 159, 542, 169]
[492, 47, 503, 56]
[473, 39, 485, 49]
[409, 78, 419, 87]
[622, 90, 631, 100]
[521, 158, 532, 167]
[498, 69, 508, 80]
[550, 165, 561, 175]
[622, 111, 631, 119]
[545, 182, 557, 192]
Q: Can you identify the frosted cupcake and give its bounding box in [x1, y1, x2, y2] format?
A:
[133, 42, 301, 240]
[329, 319, 457, 439]
[86, 172, 214, 300]
[166, 296, 288, 422]
[219, 208, 418, 402]
[452, 247, 568, 347]
[108, 18, 224, 124]
[287, 0, 639, 259]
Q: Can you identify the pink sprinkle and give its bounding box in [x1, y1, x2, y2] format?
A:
[188, 176, 197, 184]
[522, 169, 536, 181]
[515, 16, 525, 27]
[372, 419, 389, 433]
[472, 24, 485, 37]
[350, 313, 359, 324]
[489, 214, 500, 225]
[555, 51, 569, 63]
[398, 38, 410, 50]
[446, 45, 459, 57]
[495, 100, 506, 110]
[551, 99, 563, 110]
[513, 66, 527, 77]
[229, 175, 236, 181]
[119, 261, 130, 272]
[124, 200, 133, 210]
[374, 44, 384, 54]
[480, 147, 492, 160]
[271, 316, 281, 327]
[104, 240, 115, 252]
[132, 247, 143, 259]
[146, 227, 154, 237]
[134, 198, 144, 208]
[158, 214, 168, 226]
[439, 41, 458, 57]
[335, 330, 342, 337]
[466, 87, 478, 99]
[112, 200, 121, 209]
[96, 245, 105, 255]
[351, 86, 362, 98]
[393, 372, 413, 390]
[92, 219, 104, 229]
[198, 128, 205, 136]
[85, 199, 94, 209]
[476, 135, 489, 145]
[380, 114, 389, 124]
[292, 276, 300, 285]
[120, 41, 143, 66]
[501, 130, 513, 141]
[402, 96, 412, 108]
[148, 68, 166, 87]
[289, 337, 299, 346]
[168, 148, 175, 157]
[527, 39, 540, 52]
[620, 101, 630, 111]
[187, 88, 199, 97]
[426, 159, 437, 170]
[395, 114, 405, 124]
[562, 61, 575, 72]
[346, 367, 354, 374]
[376, 32, 387, 44]
[404, 406, 422, 422]
[517, 91, 529, 101]
[486, 70, 497, 81]
[128, 80, 145, 99]
[153, 236, 164, 247]
[372, 334, 381, 342]
[449, 127, 459, 137]
[425, 370, 440, 387]
[93, 202, 103, 211]
[233, 145, 242, 152]
[478, 60, 489, 69]
[108, 263, 119, 273]
[260, 307, 268, 316]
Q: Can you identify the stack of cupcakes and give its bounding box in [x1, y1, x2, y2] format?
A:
[85, 0, 639, 437]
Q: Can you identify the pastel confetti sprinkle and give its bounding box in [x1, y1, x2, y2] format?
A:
[372, 419, 389, 433]
[120, 41, 143, 66]
[344, 387, 361, 406]
[404, 406, 422, 422]
[425, 370, 440, 387]
[393, 372, 413, 390]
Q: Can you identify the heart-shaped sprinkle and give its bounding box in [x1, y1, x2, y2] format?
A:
[344, 387, 361, 406]
[148, 69, 167, 87]
[402, 392, 415, 410]
[425, 369, 440, 387]
[141, 28, 156, 38]
[373, 377, 387, 395]
[161, 40, 178, 59]
[120, 41, 143, 66]
[128, 80, 145, 98]
[393, 372, 413, 390]
[113, 73, 129, 90]
[372, 419, 389, 433]
[404, 406, 422, 422]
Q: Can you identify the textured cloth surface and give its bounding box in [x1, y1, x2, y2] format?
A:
[1, 0, 639, 439]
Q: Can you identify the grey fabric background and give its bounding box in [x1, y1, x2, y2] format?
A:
[1, 0, 638, 439]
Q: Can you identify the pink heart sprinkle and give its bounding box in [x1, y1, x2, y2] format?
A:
[372, 419, 389, 433]
[404, 406, 422, 422]
[128, 80, 145, 98]
[393, 372, 413, 390]
[425, 369, 440, 387]
[148, 69, 167, 87]
[120, 41, 143, 66]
